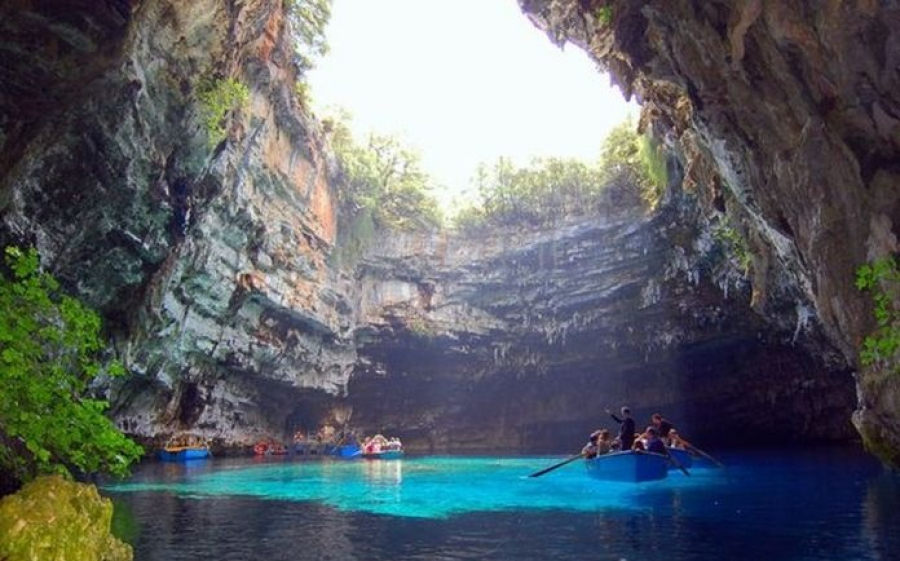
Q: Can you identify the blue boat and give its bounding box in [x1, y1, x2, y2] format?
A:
[584, 451, 668, 482]
[158, 446, 210, 462]
[666, 447, 694, 470]
[335, 444, 362, 458]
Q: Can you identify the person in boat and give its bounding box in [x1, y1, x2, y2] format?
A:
[595, 429, 612, 455]
[669, 429, 687, 449]
[581, 431, 602, 459]
[606, 406, 636, 450]
[651, 413, 675, 442]
[642, 426, 667, 455]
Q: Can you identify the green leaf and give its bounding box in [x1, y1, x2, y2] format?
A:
[0, 245, 143, 483]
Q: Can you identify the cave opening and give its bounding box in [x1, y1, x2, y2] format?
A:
[289, 0, 860, 451]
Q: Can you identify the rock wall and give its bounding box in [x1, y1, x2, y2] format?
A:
[0, 0, 861, 455]
[346, 194, 854, 452]
[0, 0, 355, 449]
[518, 0, 900, 465]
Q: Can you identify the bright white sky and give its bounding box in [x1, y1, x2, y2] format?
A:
[307, 0, 638, 210]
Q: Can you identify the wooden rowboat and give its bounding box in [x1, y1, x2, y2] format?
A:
[158, 446, 210, 462]
[666, 447, 694, 470]
[584, 451, 668, 482]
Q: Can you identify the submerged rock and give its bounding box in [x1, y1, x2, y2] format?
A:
[0, 476, 131, 561]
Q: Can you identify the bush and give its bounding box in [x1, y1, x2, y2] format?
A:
[856, 257, 900, 371]
[599, 118, 668, 208]
[198, 78, 250, 147]
[0, 247, 143, 483]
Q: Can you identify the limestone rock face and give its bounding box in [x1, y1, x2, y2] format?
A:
[0, 0, 860, 454]
[347, 197, 854, 452]
[0, 0, 353, 449]
[518, 0, 900, 464]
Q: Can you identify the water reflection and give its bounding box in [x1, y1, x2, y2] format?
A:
[863, 471, 900, 560]
[363, 458, 403, 486]
[105, 450, 900, 561]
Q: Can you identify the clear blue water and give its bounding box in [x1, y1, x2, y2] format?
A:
[105, 448, 900, 561]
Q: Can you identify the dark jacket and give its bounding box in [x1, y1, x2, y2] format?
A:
[646, 437, 666, 455]
[610, 413, 636, 449]
[656, 419, 674, 438]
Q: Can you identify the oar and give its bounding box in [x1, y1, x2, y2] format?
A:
[688, 444, 724, 468]
[635, 449, 690, 476]
[664, 450, 690, 476]
[528, 453, 583, 478]
[679, 437, 724, 467]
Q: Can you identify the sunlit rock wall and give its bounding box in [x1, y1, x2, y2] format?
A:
[347, 194, 855, 452]
[518, 0, 900, 464]
[0, 0, 357, 449]
[0, 0, 858, 454]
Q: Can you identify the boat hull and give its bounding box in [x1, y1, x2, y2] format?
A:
[667, 447, 693, 470]
[363, 450, 403, 460]
[336, 444, 362, 458]
[158, 448, 209, 462]
[585, 451, 668, 482]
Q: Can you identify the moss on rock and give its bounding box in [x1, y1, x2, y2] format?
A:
[0, 475, 132, 561]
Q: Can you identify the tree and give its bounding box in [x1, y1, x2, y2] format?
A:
[598, 118, 668, 208]
[330, 116, 443, 231]
[461, 156, 607, 229]
[285, 0, 332, 75]
[0, 247, 142, 484]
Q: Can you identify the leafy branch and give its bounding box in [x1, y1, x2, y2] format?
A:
[0, 246, 143, 483]
[855, 256, 900, 371]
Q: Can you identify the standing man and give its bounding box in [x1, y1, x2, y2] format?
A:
[606, 406, 636, 450]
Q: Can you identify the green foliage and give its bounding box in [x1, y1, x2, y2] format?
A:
[596, 5, 613, 25]
[462, 156, 607, 229]
[285, 0, 332, 75]
[452, 118, 671, 232]
[198, 78, 250, 147]
[0, 247, 143, 483]
[636, 132, 668, 206]
[330, 116, 443, 232]
[855, 257, 900, 371]
[712, 223, 752, 274]
[294, 81, 311, 110]
[598, 118, 668, 209]
[0, 475, 132, 561]
[407, 317, 437, 339]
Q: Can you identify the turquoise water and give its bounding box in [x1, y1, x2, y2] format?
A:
[107, 455, 715, 518]
[105, 448, 900, 560]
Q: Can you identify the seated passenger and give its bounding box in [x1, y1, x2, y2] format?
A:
[643, 426, 667, 455]
[595, 429, 612, 455]
[581, 432, 601, 459]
